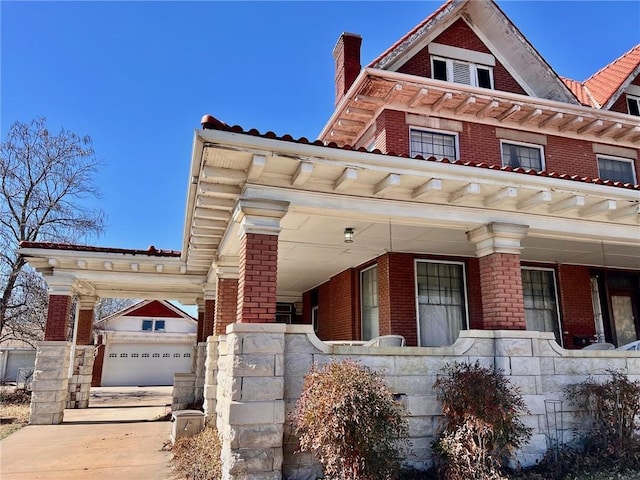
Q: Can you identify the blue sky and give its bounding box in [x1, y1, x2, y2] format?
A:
[2, 1, 639, 252]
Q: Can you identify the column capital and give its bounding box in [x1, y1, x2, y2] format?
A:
[233, 198, 289, 237]
[77, 295, 98, 310]
[46, 275, 77, 296]
[195, 298, 206, 311]
[203, 283, 216, 300]
[467, 222, 529, 257]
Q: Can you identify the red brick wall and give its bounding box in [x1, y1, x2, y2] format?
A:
[237, 233, 278, 323]
[204, 299, 216, 337]
[91, 343, 105, 387]
[477, 253, 526, 329]
[557, 264, 596, 348]
[316, 281, 334, 340]
[302, 290, 312, 325]
[215, 278, 238, 335]
[374, 109, 408, 154]
[44, 294, 72, 341]
[76, 308, 94, 345]
[330, 269, 357, 339]
[609, 74, 640, 114]
[398, 18, 526, 96]
[466, 257, 484, 329]
[197, 310, 204, 342]
[334, 33, 362, 106]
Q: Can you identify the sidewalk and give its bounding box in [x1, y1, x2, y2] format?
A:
[0, 387, 174, 480]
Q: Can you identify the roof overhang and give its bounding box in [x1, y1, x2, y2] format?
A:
[319, 68, 640, 148]
[182, 126, 639, 299]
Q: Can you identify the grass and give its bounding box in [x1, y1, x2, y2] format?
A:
[0, 387, 31, 440]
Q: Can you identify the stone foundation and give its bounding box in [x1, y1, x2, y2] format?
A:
[30, 341, 71, 425]
[203, 336, 219, 426]
[194, 342, 207, 405]
[67, 345, 95, 409]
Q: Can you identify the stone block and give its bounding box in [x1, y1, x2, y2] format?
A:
[627, 358, 640, 375]
[387, 375, 433, 395]
[223, 446, 276, 474]
[508, 375, 538, 395]
[242, 377, 284, 402]
[495, 338, 533, 357]
[30, 413, 56, 425]
[31, 400, 65, 415]
[522, 395, 547, 415]
[494, 357, 511, 374]
[285, 334, 321, 354]
[405, 395, 441, 416]
[241, 334, 284, 355]
[282, 465, 323, 480]
[231, 354, 275, 377]
[355, 355, 396, 375]
[511, 357, 541, 376]
[284, 354, 313, 377]
[540, 357, 555, 375]
[227, 400, 284, 425]
[238, 424, 283, 449]
[274, 354, 284, 377]
[407, 416, 434, 437]
[31, 379, 69, 392]
[463, 338, 495, 357]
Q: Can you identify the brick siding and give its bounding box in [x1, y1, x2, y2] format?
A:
[44, 294, 72, 341]
[76, 308, 94, 345]
[215, 278, 238, 335]
[237, 233, 278, 323]
[478, 253, 526, 329]
[557, 264, 596, 348]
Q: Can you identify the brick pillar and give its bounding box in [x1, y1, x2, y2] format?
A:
[333, 32, 362, 106]
[467, 223, 529, 330]
[196, 299, 205, 343]
[204, 298, 215, 338]
[76, 296, 97, 345]
[44, 295, 72, 341]
[215, 274, 239, 335]
[232, 198, 288, 325]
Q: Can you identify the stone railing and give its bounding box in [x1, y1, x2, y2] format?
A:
[210, 325, 640, 480]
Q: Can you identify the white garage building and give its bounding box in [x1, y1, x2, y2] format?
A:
[94, 300, 197, 386]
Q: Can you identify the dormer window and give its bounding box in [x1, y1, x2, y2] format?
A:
[432, 57, 494, 89]
[141, 319, 166, 332]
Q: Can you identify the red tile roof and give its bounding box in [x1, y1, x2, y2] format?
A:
[200, 115, 639, 190]
[19, 242, 181, 256]
[584, 44, 640, 108]
[560, 77, 596, 107]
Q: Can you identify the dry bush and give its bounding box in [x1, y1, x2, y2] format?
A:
[0, 387, 31, 439]
[291, 359, 408, 480]
[170, 426, 222, 480]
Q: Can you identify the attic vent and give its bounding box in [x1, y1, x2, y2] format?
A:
[452, 61, 471, 85]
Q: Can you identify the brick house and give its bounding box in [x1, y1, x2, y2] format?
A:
[17, 0, 640, 436]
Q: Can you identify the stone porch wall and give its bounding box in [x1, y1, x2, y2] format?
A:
[211, 326, 640, 480]
[66, 345, 95, 409]
[30, 341, 71, 425]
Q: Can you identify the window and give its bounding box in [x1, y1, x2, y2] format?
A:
[163, 353, 170, 358]
[501, 141, 544, 170]
[142, 353, 150, 358]
[152, 353, 160, 358]
[522, 268, 562, 345]
[173, 353, 181, 358]
[361, 266, 379, 341]
[415, 261, 468, 347]
[131, 353, 139, 358]
[141, 319, 167, 332]
[311, 305, 319, 332]
[119, 353, 128, 358]
[628, 95, 640, 116]
[183, 353, 191, 358]
[432, 57, 493, 89]
[108, 353, 117, 358]
[597, 156, 636, 184]
[410, 129, 458, 160]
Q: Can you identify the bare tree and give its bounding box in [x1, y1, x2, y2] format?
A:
[0, 118, 105, 343]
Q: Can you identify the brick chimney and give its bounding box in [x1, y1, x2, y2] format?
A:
[333, 32, 362, 106]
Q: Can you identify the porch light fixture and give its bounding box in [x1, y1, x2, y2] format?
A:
[344, 228, 354, 243]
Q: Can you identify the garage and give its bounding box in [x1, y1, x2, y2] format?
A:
[101, 342, 193, 386]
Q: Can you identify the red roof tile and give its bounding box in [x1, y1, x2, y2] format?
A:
[19, 242, 181, 256]
[200, 114, 639, 190]
[584, 44, 640, 108]
[560, 77, 596, 107]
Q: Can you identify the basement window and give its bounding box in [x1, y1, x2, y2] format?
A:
[501, 141, 544, 171]
[432, 57, 493, 89]
[597, 155, 636, 184]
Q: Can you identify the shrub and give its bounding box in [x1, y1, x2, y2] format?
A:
[291, 359, 408, 480]
[169, 426, 222, 480]
[432, 361, 533, 480]
[565, 370, 640, 457]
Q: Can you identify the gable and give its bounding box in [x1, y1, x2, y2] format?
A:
[370, 0, 577, 103]
[397, 18, 527, 96]
[583, 44, 640, 109]
[124, 300, 185, 318]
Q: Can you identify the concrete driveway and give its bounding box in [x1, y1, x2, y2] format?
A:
[0, 387, 174, 480]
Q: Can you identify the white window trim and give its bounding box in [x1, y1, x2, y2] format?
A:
[360, 265, 379, 341]
[311, 305, 319, 332]
[430, 55, 494, 89]
[414, 259, 469, 347]
[596, 154, 637, 184]
[521, 266, 563, 347]
[500, 139, 546, 171]
[409, 127, 460, 160]
[626, 94, 640, 116]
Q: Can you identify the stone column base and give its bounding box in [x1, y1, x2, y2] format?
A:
[172, 373, 196, 411]
[30, 341, 71, 425]
[67, 345, 96, 409]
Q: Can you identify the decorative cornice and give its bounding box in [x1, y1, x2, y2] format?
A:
[467, 222, 529, 256]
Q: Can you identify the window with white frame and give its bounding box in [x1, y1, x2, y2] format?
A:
[410, 128, 458, 160]
[432, 57, 493, 89]
[415, 261, 468, 347]
[501, 141, 544, 170]
[597, 155, 637, 184]
[361, 266, 379, 341]
[628, 95, 640, 117]
[141, 319, 166, 332]
[521, 268, 562, 345]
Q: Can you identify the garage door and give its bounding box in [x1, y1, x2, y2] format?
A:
[102, 343, 193, 386]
